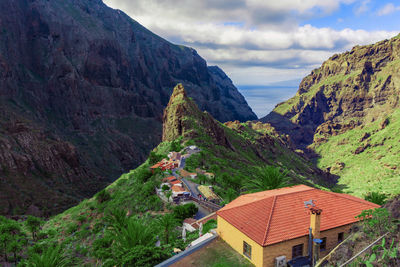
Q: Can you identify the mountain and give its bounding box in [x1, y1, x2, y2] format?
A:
[161, 84, 335, 191]
[262, 34, 400, 197]
[4, 83, 334, 266]
[0, 0, 256, 215]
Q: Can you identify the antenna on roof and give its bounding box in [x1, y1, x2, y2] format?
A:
[304, 199, 315, 208]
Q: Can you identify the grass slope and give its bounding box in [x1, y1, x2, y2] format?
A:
[312, 109, 400, 198]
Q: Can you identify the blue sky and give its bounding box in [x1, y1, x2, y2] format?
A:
[103, 0, 399, 117]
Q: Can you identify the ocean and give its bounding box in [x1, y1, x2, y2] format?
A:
[237, 85, 298, 119]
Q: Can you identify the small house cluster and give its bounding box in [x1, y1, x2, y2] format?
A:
[150, 151, 183, 173]
[161, 176, 190, 202]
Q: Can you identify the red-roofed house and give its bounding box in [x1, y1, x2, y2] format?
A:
[216, 185, 379, 267]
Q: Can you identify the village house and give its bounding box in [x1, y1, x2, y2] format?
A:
[168, 151, 182, 161]
[171, 184, 188, 198]
[216, 185, 379, 267]
[150, 159, 179, 173]
[180, 169, 197, 179]
[198, 185, 221, 204]
[204, 172, 215, 179]
[163, 176, 182, 186]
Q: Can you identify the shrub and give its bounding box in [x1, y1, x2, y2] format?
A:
[162, 184, 170, 191]
[356, 208, 392, 237]
[364, 192, 387, 205]
[25, 216, 42, 241]
[173, 203, 198, 221]
[95, 189, 111, 203]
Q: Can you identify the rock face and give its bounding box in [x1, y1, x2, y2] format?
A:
[162, 84, 336, 187]
[0, 0, 256, 215]
[262, 35, 400, 148]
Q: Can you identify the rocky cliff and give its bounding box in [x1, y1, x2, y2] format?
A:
[0, 0, 256, 215]
[262, 34, 400, 148]
[262, 34, 400, 197]
[162, 84, 336, 187]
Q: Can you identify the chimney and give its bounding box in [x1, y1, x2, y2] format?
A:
[310, 207, 322, 266]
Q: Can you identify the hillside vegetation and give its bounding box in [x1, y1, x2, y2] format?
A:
[263, 34, 400, 198]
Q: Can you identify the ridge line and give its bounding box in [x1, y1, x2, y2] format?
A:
[262, 195, 277, 245]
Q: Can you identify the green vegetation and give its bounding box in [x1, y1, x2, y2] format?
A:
[356, 208, 393, 238]
[313, 110, 400, 197]
[242, 166, 290, 193]
[172, 203, 198, 222]
[364, 192, 388, 205]
[20, 245, 72, 267]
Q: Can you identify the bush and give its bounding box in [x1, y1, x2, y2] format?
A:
[149, 151, 163, 165]
[356, 208, 393, 238]
[173, 203, 198, 221]
[162, 184, 170, 191]
[95, 189, 111, 203]
[364, 192, 387, 205]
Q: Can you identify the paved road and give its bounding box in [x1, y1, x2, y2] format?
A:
[182, 178, 201, 197]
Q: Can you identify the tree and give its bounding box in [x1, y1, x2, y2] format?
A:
[170, 140, 182, 152]
[121, 246, 170, 267]
[197, 174, 208, 185]
[21, 245, 71, 267]
[173, 203, 198, 221]
[104, 209, 129, 232]
[364, 192, 387, 205]
[223, 188, 238, 202]
[149, 151, 163, 165]
[157, 214, 178, 245]
[356, 208, 392, 238]
[25, 216, 42, 241]
[112, 218, 155, 250]
[165, 190, 172, 202]
[0, 216, 25, 263]
[243, 166, 290, 193]
[162, 184, 170, 191]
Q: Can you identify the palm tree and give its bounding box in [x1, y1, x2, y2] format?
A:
[104, 208, 129, 232]
[25, 216, 42, 241]
[157, 214, 178, 245]
[23, 245, 71, 267]
[113, 218, 155, 250]
[243, 166, 290, 193]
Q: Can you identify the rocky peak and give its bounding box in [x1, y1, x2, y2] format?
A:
[162, 84, 230, 148]
[262, 34, 400, 149]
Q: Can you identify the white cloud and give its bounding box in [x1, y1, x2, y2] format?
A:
[377, 3, 400, 16]
[355, 0, 370, 15]
[103, 0, 397, 86]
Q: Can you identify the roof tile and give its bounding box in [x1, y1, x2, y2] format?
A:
[217, 185, 379, 246]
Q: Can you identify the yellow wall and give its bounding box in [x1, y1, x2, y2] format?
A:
[218, 215, 353, 267]
[217, 216, 264, 267]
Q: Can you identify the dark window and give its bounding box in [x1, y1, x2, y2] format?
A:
[320, 237, 327, 251]
[292, 244, 303, 259]
[338, 232, 344, 243]
[243, 241, 251, 259]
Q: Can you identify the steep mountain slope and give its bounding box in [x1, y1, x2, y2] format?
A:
[262, 34, 400, 197]
[8, 83, 334, 266]
[162, 84, 335, 191]
[0, 0, 256, 215]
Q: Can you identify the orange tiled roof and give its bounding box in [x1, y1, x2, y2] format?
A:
[217, 185, 380, 246]
[170, 180, 182, 185]
[150, 163, 162, 169]
[171, 185, 186, 192]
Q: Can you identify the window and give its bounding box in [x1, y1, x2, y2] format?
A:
[243, 241, 252, 259]
[320, 237, 327, 251]
[292, 244, 303, 259]
[338, 232, 344, 243]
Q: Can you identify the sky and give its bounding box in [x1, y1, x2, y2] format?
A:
[103, 0, 400, 117]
